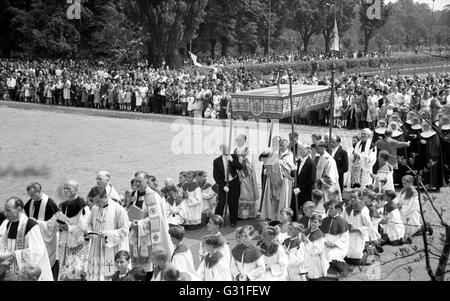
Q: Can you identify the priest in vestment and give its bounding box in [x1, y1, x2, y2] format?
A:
[57, 181, 91, 281]
[86, 187, 130, 281]
[315, 142, 342, 201]
[351, 129, 377, 188]
[0, 197, 53, 281]
[24, 182, 59, 280]
[96, 171, 122, 202]
[129, 171, 174, 281]
[260, 138, 296, 222]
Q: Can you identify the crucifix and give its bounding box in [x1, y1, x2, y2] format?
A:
[106, 261, 114, 273]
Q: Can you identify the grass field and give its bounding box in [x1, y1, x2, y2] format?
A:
[0, 100, 449, 281]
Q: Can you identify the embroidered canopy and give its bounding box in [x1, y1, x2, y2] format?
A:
[231, 84, 331, 119]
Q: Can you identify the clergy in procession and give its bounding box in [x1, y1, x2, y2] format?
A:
[234, 134, 259, 220]
[260, 138, 296, 222]
[351, 129, 377, 188]
[0, 197, 54, 281]
[86, 187, 130, 281]
[320, 201, 350, 277]
[316, 142, 341, 199]
[24, 182, 59, 280]
[96, 171, 122, 203]
[129, 171, 174, 281]
[57, 180, 91, 281]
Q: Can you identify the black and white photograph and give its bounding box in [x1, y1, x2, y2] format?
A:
[0, 0, 449, 287]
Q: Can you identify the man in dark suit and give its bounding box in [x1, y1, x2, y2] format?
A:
[213, 144, 243, 227]
[329, 136, 349, 192]
[292, 144, 316, 221]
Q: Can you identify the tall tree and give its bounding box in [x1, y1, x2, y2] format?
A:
[360, 0, 391, 53]
[128, 0, 207, 68]
[288, 0, 322, 54]
[196, 0, 236, 57]
[7, 0, 80, 58]
[234, 0, 261, 55]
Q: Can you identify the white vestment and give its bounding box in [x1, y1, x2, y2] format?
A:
[352, 139, 377, 188]
[197, 254, 233, 281]
[399, 192, 422, 236]
[262, 246, 288, 281]
[130, 187, 174, 272]
[0, 213, 54, 281]
[383, 209, 405, 241]
[283, 239, 307, 281]
[171, 245, 198, 277]
[342, 206, 371, 259]
[324, 231, 349, 263]
[87, 199, 130, 281]
[230, 252, 265, 281]
[58, 205, 91, 281]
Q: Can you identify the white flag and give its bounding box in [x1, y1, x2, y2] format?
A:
[189, 51, 202, 67]
[331, 18, 340, 52]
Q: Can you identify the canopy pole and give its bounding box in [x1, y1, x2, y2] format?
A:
[329, 64, 336, 150]
[288, 71, 299, 218]
[224, 117, 234, 226]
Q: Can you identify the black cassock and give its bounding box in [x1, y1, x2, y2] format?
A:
[419, 132, 444, 189]
[439, 126, 450, 185]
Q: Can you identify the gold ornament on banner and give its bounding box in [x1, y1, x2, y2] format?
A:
[67, 0, 81, 20]
[365, 0, 381, 20]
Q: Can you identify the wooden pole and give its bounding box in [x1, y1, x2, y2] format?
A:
[329, 63, 336, 151]
[260, 121, 274, 212]
[289, 72, 299, 217]
[223, 117, 234, 226]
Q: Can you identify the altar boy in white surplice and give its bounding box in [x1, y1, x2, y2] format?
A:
[0, 197, 53, 281]
[86, 187, 130, 281]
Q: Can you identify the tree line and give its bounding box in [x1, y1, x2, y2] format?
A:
[0, 0, 449, 68]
